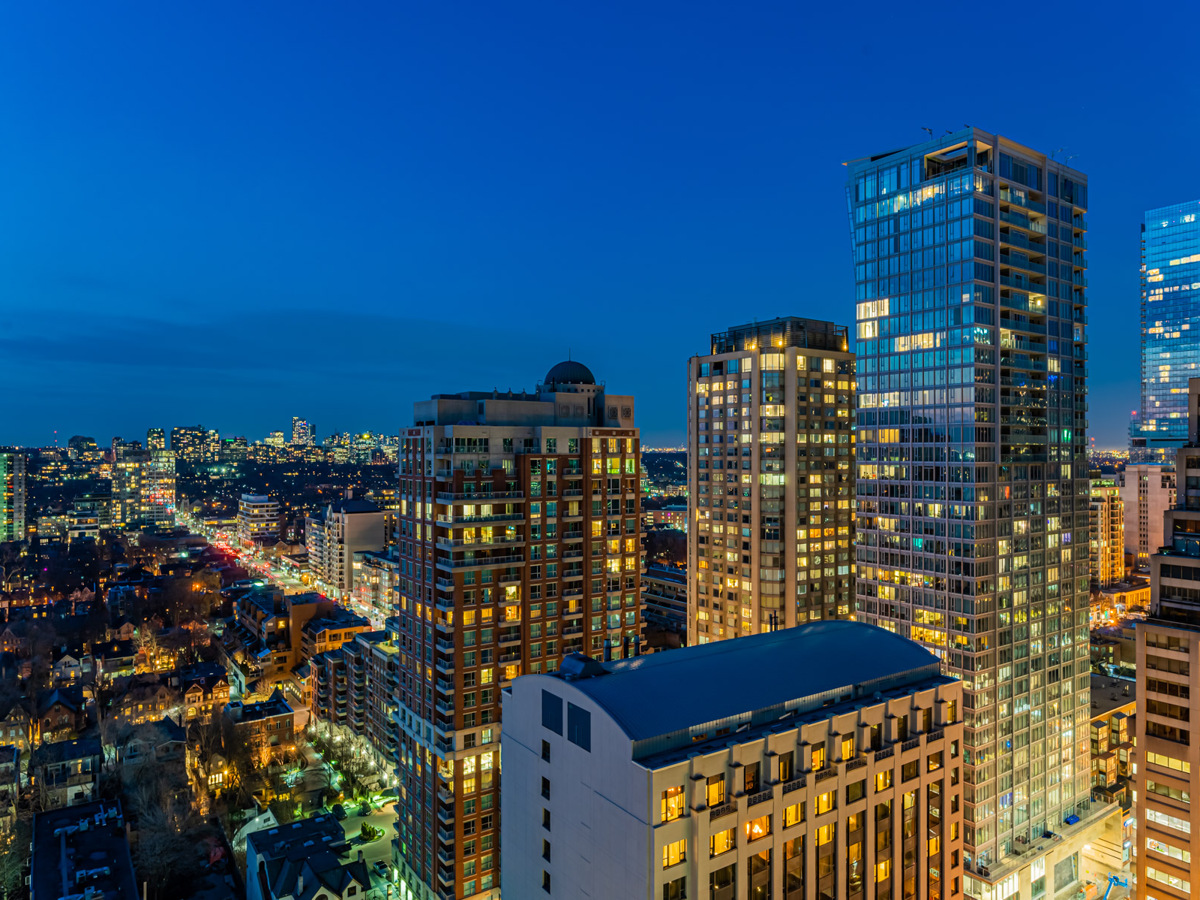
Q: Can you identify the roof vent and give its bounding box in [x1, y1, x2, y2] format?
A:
[558, 652, 608, 680]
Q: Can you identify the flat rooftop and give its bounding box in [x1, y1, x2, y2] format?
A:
[1091, 674, 1135, 719]
[31, 801, 138, 900]
[554, 621, 942, 746]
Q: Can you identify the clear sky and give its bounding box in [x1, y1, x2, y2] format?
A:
[2, 1, 1197, 448]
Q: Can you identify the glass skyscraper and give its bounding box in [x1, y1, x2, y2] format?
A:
[1131, 199, 1200, 462]
[847, 129, 1099, 886]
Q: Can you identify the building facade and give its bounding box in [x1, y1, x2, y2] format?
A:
[1089, 478, 1125, 587]
[847, 129, 1099, 888]
[111, 448, 176, 530]
[1120, 464, 1176, 563]
[1138, 376, 1200, 899]
[1131, 200, 1200, 463]
[0, 451, 26, 543]
[305, 492, 387, 600]
[391, 361, 641, 900]
[170, 425, 205, 464]
[239, 493, 281, 548]
[686, 317, 856, 645]
[502, 622, 963, 900]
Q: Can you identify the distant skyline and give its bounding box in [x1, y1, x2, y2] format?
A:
[3, 2, 1198, 448]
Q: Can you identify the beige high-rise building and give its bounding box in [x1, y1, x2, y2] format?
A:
[1120, 463, 1175, 562]
[687, 317, 855, 646]
[392, 361, 641, 900]
[1089, 478, 1125, 587]
[1138, 377, 1200, 899]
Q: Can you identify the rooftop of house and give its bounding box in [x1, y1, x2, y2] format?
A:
[228, 688, 292, 724]
[30, 737, 102, 767]
[547, 621, 944, 746]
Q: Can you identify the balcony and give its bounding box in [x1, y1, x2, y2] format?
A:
[435, 512, 524, 525]
[436, 535, 526, 551]
[436, 491, 525, 504]
[435, 553, 524, 572]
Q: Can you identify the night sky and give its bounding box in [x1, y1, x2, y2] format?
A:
[3, 2, 1197, 448]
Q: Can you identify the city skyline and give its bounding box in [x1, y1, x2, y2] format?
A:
[3, 4, 1198, 448]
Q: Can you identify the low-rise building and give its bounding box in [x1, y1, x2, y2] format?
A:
[29, 737, 101, 809]
[35, 686, 87, 743]
[94, 639, 137, 682]
[30, 801, 138, 900]
[246, 814, 372, 900]
[225, 688, 296, 763]
[641, 564, 687, 641]
[177, 664, 231, 723]
[0, 746, 18, 832]
[502, 621, 965, 900]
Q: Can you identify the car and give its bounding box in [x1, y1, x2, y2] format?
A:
[373, 861, 389, 878]
[331, 804, 347, 820]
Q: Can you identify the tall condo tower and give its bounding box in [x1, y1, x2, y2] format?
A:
[1131, 199, 1200, 463]
[686, 317, 856, 645]
[392, 362, 641, 900]
[847, 129, 1105, 891]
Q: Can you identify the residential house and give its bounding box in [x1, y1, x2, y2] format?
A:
[29, 737, 101, 809]
[0, 699, 31, 753]
[35, 686, 86, 744]
[50, 642, 93, 687]
[0, 746, 18, 832]
[246, 814, 372, 900]
[107, 675, 180, 729]
[224, 688, 296, 762]
[94, 639, 137, 682]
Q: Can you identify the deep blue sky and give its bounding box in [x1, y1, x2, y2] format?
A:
[3, 2, 1197, 448]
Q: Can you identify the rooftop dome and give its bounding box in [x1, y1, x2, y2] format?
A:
[544, 360, 596, 386]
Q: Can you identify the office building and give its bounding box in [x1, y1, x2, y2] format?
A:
[1089, 478, 1125, 587]
[266, 430, 286, 448]
[848, 129, 1101, 889]
[0, 451, 26, 543]
[392, 361, 640, 900]
[170, 424, 205, 463]
[1137, 376, 1200, 898]
[1131, 200, 1200, 463]
[305, 490, 387, 600]
[239, 493, 281, 548]
[1120, 464, 1176, 563]
[146, 427, 165, 451]
[502, 622, 963, 900]
[686, 317, 856, 645]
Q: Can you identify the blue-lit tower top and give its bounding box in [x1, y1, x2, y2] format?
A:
[1131, 199, 1200, 462]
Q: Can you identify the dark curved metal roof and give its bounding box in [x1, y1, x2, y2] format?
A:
[544, 360, 596, 386]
